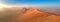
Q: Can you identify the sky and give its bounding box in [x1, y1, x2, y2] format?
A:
[0, 0, 60, 15]
[0, 0, 60, 12]
[0, 0, 60, 7]
[1, 0, 60, 5]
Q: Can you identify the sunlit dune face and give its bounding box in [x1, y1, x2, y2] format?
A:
[22, 8, 48, 17]
[19, 8, 50, 22]
[18, 8, 60, 22]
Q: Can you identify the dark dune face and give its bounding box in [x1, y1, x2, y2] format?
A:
[0, 7, 60, 22]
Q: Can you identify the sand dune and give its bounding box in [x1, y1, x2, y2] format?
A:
[0, 7, 60, 22]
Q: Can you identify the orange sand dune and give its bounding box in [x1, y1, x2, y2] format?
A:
[1, 8, 60, 22]
[20, 8, 60, 22]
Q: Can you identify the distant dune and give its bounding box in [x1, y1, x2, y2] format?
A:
[0, 7, 60, 22]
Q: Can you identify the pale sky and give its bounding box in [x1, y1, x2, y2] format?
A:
[0, 0, 60, 8]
